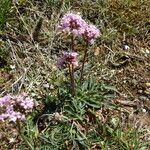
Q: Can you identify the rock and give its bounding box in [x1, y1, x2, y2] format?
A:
[124, 45, 130, 50]
[144, 89, 150, 95]
[138, 90, 143, 94]
[145, 49, 150, 54]
[145, 83, 150, 87]
[43, 83, 49, 88]
[142, 109, 147, 113]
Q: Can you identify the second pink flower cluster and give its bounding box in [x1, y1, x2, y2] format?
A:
[57, 52, 78, 69]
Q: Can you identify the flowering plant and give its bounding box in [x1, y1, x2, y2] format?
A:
[0, 93, 34, 122]
[57, 12, 101, 96]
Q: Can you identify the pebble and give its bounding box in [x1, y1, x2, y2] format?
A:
[142, 109, 147, 113]
[43, 83, 49, 88]
[138, 90, 143, 94]
[144, 89, 150, 95]
[145, 49, 150, 54]
[124, 45, 130, 50]
[145, 83, 150, 87]
[9, 138, 15, 143]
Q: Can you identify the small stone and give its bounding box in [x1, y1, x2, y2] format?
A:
[43, 83, 49, 88]
[124, 45, 130, 50]
[142, 109, 146, 113]
[145, 49, 150, 54]
[144, 89, 150, 95]
[10, 65, 16, 70]
[145, 83, 150, 87]
[123, 80, 126, 83]
[138, 90, 143, 94]
[9, 138, 15, 143]
[36, 82, 41, 85]
[50, 85, 54, 89]
[31, 93, 36, 96]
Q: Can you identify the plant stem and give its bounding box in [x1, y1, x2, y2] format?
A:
[69, 33, 76, 96]
[16, 120, 34, 150]
[71, 33, 75, 51]
[71, 64, 75, 96]
[68, 64, 75, 96]
[80, 41, 89, 82]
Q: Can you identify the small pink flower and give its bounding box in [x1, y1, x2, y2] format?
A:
[57, 52, 78, 69]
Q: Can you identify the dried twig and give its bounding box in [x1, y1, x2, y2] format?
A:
[115, 99, 137, 107]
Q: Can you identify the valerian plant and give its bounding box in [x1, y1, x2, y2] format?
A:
[0, 93, 34, 149]
[57, 12, 101, 96]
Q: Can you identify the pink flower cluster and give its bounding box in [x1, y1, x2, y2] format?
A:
[83, 24, 100, 44]
[0, 93, 34, 122]
[58, 12, 100, 44]
[57, 52, 78, 68]
[58, 12, 87, 36]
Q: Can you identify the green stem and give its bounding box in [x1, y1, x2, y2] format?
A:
[71, 64, 75, 96]
[80, 41, 89, 82]
[69, 33, 76, 96]
[68, 64, 75, 96]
